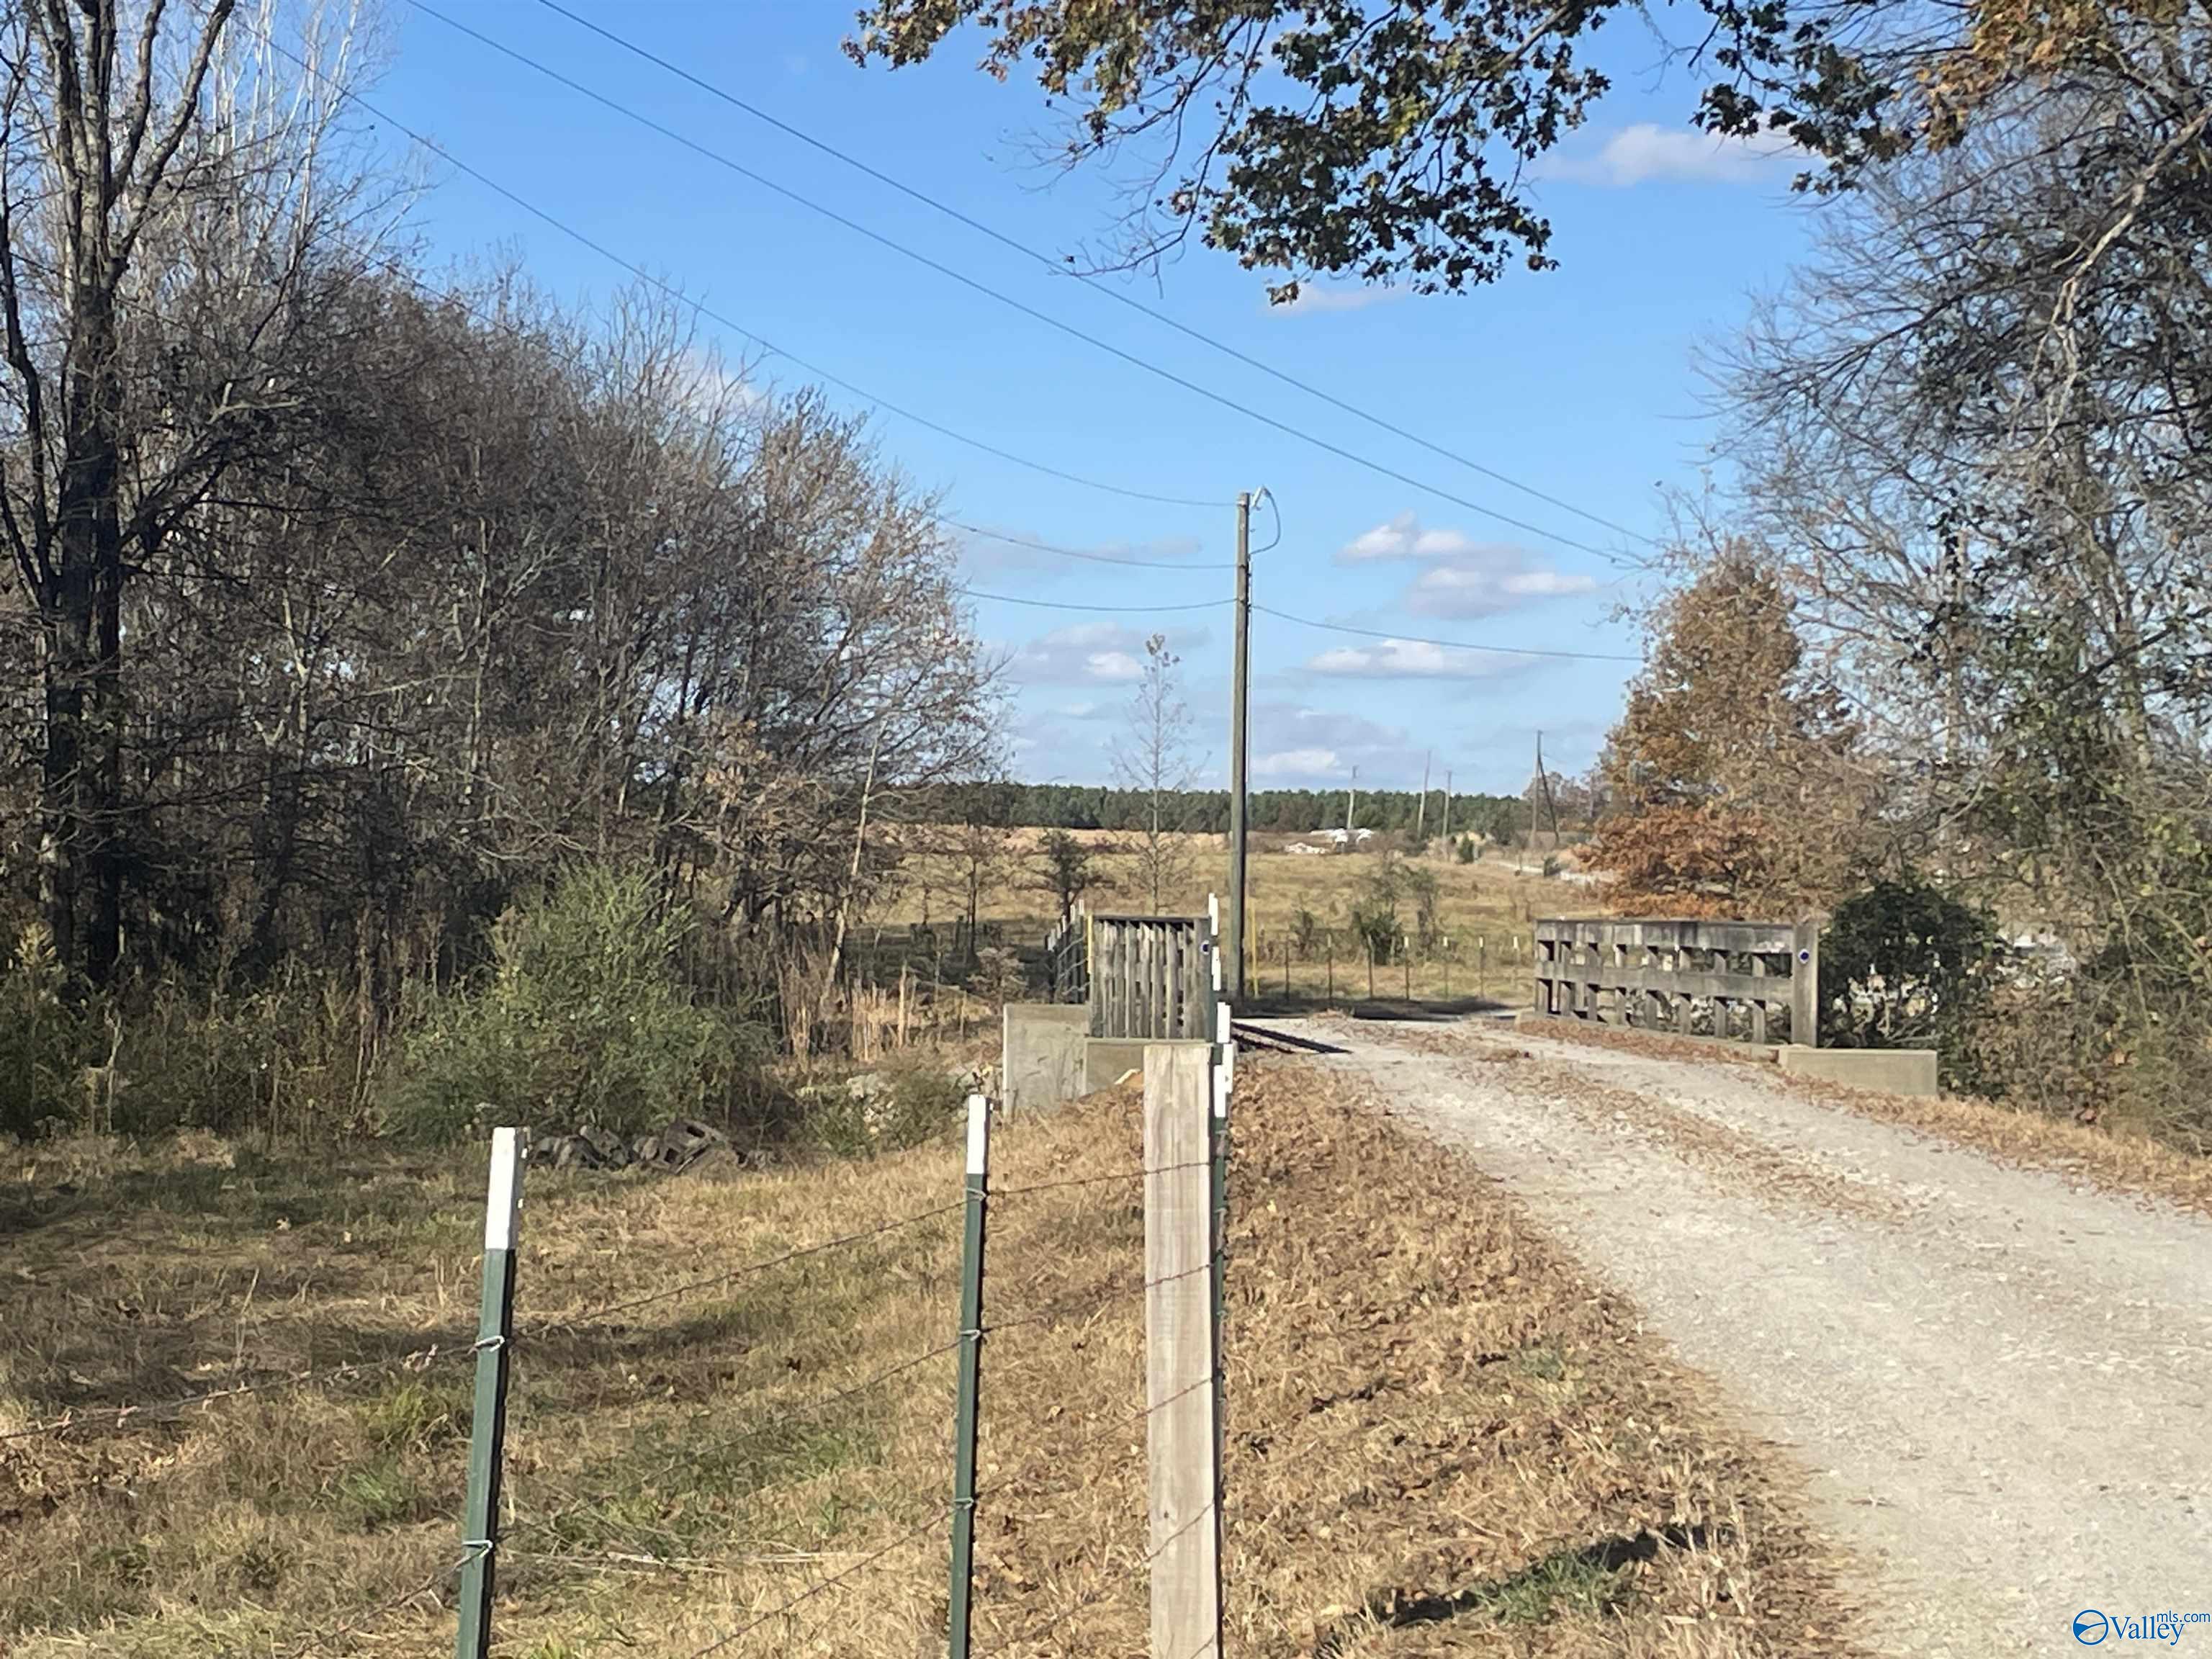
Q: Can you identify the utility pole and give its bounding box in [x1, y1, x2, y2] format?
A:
[1534, 731, 1562, 854]
[1344, 765, 1358, 841]
[1415, 750, 1431, 846]
[1227, 491, 1252, 1002]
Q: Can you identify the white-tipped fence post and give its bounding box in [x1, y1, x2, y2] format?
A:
[456, 1127, 524, 1659]
[947, 1094, 991, 1658]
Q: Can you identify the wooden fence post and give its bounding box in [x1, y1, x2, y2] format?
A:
[1146, 1043, 1220, 1659]
[456, 1127, 524, 1659]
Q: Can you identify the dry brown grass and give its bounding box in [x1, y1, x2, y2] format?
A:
[0, 1057, 1858, 1658]
[878, 829, 1570, 1009]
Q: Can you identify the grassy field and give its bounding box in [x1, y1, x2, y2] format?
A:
[0, 1055, 1856, 1658]
[871, 830, 1585, 1010]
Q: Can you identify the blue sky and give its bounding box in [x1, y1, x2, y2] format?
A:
[369, 1, 1822, 796]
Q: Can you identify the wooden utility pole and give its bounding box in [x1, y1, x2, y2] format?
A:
[1532, 731, 1561, 863]
[1227, 493, 1252, 1002]
[1415, 751, 1431, 845]
[1344, 765, 1358, 842]
[1145, 1043, 1220, 1659]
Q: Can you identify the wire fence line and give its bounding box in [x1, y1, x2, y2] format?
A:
[0, 1335, 475, 1445]
[0, 1203, 963, 1450]
[971, 1499, 1222, 1657]
[8, 1036, 1238, 1658]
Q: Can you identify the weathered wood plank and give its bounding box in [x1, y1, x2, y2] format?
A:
[1145, 1043, 1220, 1659]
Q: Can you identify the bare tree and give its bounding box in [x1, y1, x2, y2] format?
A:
[0, 0, 391, 981]
[1112, 634, 1193, 911]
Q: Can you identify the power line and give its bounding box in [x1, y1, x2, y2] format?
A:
[404, 0, 1640, 564]
[1254, 602, 1641, 664]
[944, 521, 1234, 571]
[243, 26, 1221, 513]
[958, 587, 1227, 615]
[516, 0, 1660, 553]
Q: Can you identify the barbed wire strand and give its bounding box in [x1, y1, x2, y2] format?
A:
[0, 1336, 470, 1446]
[981, 1370, 1218, 1503]
[503, 1336, 963, 1560]
[668, 1505, 952, 1659]
[980, 1258, 1215, 1342]
[276, 1543, 480, 1659]
[989, 1157, 1211, 1199]
[522, 1200, 964, 1334]
[0, 1205, 960, 1447]
[971, 1498, 1219, 1656]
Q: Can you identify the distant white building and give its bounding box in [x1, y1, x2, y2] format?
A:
[1317, 827, 1375, 847]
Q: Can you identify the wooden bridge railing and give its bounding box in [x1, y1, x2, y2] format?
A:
[1533, 917, 1820, 1046]
[1084, 912, 1215, 1040]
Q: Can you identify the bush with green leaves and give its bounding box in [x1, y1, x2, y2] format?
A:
[0, 925, 89, 1138]
[800, 1054, 966, 1159]
[1349, 860, 1403, 964]
[387, 866, 762, 1143]
[1820, 877, 1999, 1076]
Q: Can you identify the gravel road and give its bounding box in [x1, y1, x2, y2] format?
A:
[1258, 1014, 2212, 1658]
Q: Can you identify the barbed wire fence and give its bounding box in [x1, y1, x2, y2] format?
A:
[1, 1010, 1241, 1659]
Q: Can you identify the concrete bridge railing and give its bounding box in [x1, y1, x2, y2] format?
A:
[1533, 916, 1820, 1047]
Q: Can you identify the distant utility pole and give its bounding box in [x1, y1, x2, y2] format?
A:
[1345, 765, 1358, 840]
[1532, 730, 1562, 868]
[1415, 750, 1431, 845]
[1227, 490, 1252, 1001]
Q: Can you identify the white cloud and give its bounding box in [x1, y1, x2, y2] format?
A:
[1303, 638, 1524, 680]
[1003, 621, 1207, 685]
[1336, 512, 1599, 618]
[1537, 122, 1802, 189]
[1408, 562, 1598, 617]
[677, 345, 763, 415]
[1272, 282, 1401, 316]
[1254, 747, 1345, 779]
[1339, 512, 1509, 562]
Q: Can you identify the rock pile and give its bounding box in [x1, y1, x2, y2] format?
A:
[529, 1117, 734, 1174]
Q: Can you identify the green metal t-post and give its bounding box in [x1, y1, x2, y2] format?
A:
[948, 1093, 992, 1659]
[457, 1126, 524, 1659]
[1210, 1010, 1232, 1658]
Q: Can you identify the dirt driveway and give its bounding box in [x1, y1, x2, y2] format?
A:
[1258, 1015, 2212, 1658]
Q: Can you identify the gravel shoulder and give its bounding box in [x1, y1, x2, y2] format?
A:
[1257, 1013, 2212, 1659]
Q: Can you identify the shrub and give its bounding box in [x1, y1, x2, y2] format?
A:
[0, 924, 89, 1138]
[1290, 907, 1323, 959]
[799, 1054, 965, 1159]
[1456, 837, 1477, 864]
[387, 866, 762, 1143]
[1403, 865, 1442, 950]
[1820, 877, 1998, 1054]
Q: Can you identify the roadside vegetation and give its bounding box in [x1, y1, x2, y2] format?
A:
[0, 1058, 1861, 1657]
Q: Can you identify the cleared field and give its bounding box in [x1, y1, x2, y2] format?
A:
[0, 1056, 1854, 1657]
[873, 829, 1586, 1010]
